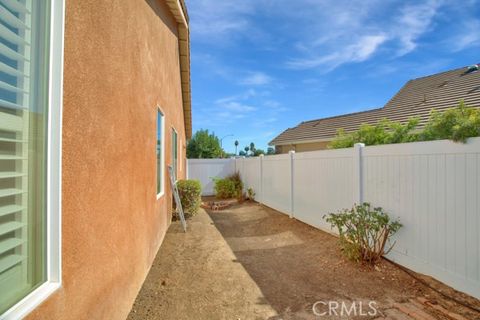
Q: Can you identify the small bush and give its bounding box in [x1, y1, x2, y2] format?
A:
[213, 172, 244, 199]
[226, 172, 243, 199]
[324, 203, 402, 264]
[213, 177, 237, 199]
[247, 187, 255, 200]
[176, 180, 202, 218]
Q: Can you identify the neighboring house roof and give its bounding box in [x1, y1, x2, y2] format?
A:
[270, 65, 480, 146]
[165, 0, 192, 138]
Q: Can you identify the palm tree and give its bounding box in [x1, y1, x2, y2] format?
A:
[244, 146, 249, 156]
[250, 142, 255, 155]
[234, 140, 239, 155]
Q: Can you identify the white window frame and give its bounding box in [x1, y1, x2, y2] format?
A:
[0, 1, 65, 319]
[156, 106, 165, 199]
[171, 127, 178, 180]
[179, 138, 182, 172]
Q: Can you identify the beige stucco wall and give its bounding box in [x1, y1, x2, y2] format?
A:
[26, 0, 187, 319]
[275, 141, 331, 154]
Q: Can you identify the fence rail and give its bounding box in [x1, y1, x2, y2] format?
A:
[187, 137, 480, 299]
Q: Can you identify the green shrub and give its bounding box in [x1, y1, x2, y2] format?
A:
[328, 101, 480, 149]
[247, 187, 255, 200]
[213, 177, 237, 199]
[324, 203, 402, 264]
[328, 118, 419, 149]
[226, 172, 243, 198]
[176, 179, 201, 218]
[213, 172, 244, 199]
[421, 100, 480, 143]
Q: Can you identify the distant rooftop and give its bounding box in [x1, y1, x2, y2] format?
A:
[270, 64, 480, 146]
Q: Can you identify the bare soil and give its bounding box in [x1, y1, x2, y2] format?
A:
[128, 201, 480, 320]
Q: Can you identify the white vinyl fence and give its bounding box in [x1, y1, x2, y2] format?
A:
[187, 159, 235, 195]
[187, 138, 480, 299]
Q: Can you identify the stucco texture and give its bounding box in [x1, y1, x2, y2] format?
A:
[26, 0, 187, 319]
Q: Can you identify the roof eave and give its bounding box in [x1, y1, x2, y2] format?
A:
[269, 137, 333, 146]
[165, 0, 192, 139]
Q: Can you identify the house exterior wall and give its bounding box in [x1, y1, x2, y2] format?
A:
[26, 0, 187, 319]
[275, 141, 331, 154]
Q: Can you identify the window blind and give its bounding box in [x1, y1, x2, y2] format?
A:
[0, 0, 42, 312]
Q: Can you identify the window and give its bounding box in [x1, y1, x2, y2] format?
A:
[171, 128, 178, 181]
[0, 0, 63, 318]
[156, 110, 164, 197]
[179, 138, 182, 172]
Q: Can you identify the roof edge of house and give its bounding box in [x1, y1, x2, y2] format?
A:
[269, 107, 385, 146]
[269, 137, 333, 146]
[165, 0, 192, 139]
[299, 107, 384, 126]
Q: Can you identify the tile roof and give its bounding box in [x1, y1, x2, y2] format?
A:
[269, 65, 480, 146]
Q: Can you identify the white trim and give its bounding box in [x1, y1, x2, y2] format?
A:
[0, 0, 65, 318]
[156, 106, 165, 199]
[171, 126, 178, 181]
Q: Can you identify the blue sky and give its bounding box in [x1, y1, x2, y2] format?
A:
[186, 0, 480, 154]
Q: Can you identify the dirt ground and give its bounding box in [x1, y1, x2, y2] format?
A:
[128, 202, 480, 320]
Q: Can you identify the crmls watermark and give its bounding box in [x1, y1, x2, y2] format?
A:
[312, 300, 378, 317]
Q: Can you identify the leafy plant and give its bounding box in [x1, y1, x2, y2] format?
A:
[328, 118, 420, 149]
[175, 180, 202, 218]
[213, 172, 244, 199]
[227, 172, 243, 195]
[421, 100, 480, 143]
[328, 101, 480, 149]
[213, 178, 236, 199]
[187, 129, 225, 159]
[253, 149, 265, 156]
[247, 187, 255, 200]
[324, 203, 402, 264]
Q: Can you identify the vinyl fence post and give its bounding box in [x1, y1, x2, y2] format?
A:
[289, 150, 295, 218]
[259, 154, 264, 203]
[353, 143, 365, 204]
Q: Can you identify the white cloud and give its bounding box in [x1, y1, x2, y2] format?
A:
[215, 89, 257, 104]
[288, 34, 388, 70]
[222, 102, 256, 112]
[394, 1, 440, 56]
[187, 0, 255, 42]
[240, 72, 273, 86]
[283, 0, 441, 71]
[453, 19, 480, 51]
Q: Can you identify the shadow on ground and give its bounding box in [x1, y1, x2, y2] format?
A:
[208, 202, 480, 320]
[128, 202, 480, 320]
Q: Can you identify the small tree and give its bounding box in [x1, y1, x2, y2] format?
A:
[267, 147, 275, 155]
[187, 129, 225, 159]
[234, 140, 239, 155]
[253, 149, 265, 156]
[244, 146, 250, 156]
[249, 142, 255, 155]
